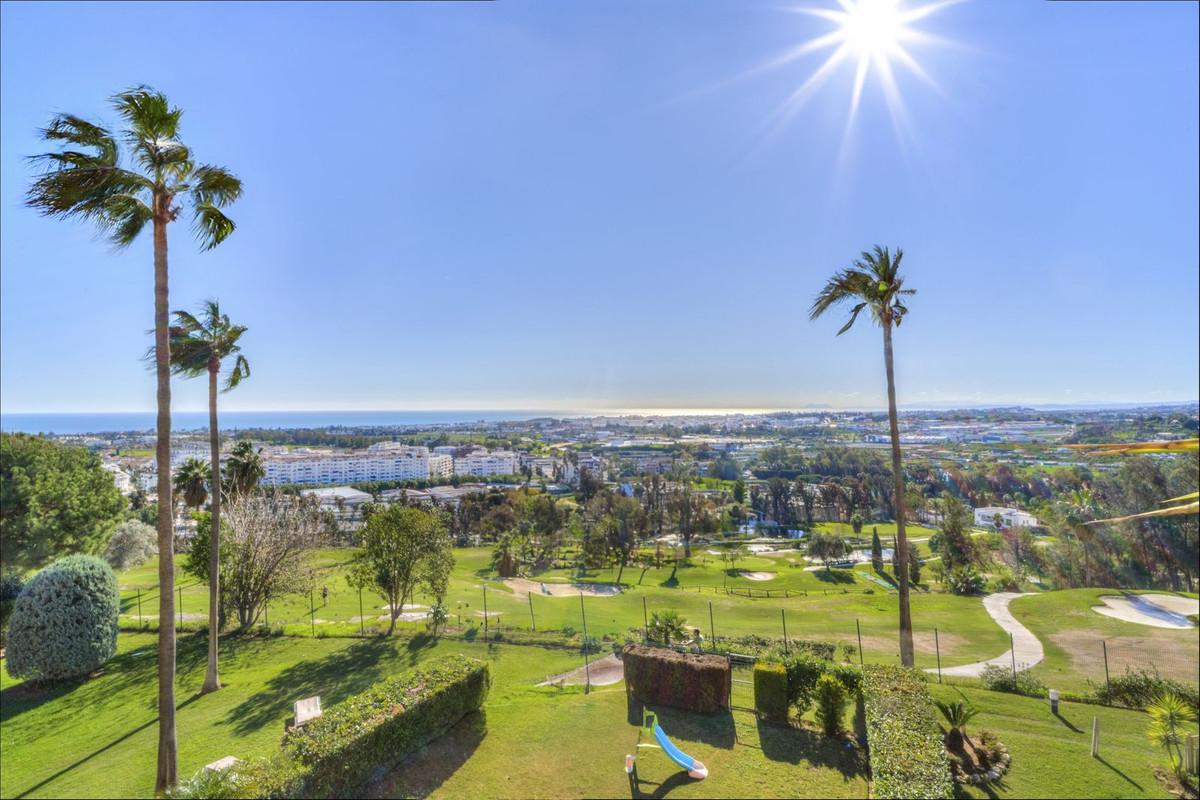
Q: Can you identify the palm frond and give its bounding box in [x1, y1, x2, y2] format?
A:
[189, 165, 243, 207]
[112, 86, 182, 143]
[1064, 439, 1199, 455]
[224, 353, 250, 392]
[1086, 501, 1199, 525]
[192, 203, 236, 250]
[1161, 491, 1199, 505]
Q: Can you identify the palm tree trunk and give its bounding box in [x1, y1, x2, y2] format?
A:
[202, 364, 222, 693]
[883, 321, 915, 668]
[152, 205, 178, 793]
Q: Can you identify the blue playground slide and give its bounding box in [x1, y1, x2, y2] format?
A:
[651, 721, 709, 780]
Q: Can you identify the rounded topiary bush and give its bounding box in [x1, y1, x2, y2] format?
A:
[6, 555, 120, 682]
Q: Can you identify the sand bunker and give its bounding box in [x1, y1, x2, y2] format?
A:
[1093, 594, 1198, 629]
[538, 653, 623, 687]
[504, 578, 622, 598]
[738, 571, 776, 581]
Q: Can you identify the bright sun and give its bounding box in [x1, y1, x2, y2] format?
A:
[746, 0, 959, 137]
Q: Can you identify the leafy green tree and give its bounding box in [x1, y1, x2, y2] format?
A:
[850, 511, 864, 535]
[870, 528, 884, 571]
[167, 299, 249, 694]
[807, 530, 849, 571]
[223, 440, 265, 497]
[1, 433, 125, 570]
[909, 551, 921, 585]
[354, 505, 453, 634]
[173, 458, 209, 511]
[733, 479, 746, 504]
[104, 520, 158, 569]
[27, 86, 242, 792]
[811, 245, 916, 666]
[938, 496, 977, 571]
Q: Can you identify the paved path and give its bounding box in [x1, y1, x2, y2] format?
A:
[928, 592, 1044, 678]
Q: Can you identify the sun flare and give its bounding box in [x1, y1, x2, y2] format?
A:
[749, 0, 959, 138]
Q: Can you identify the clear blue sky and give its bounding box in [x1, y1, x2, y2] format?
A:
[2, 0, 1197, 413]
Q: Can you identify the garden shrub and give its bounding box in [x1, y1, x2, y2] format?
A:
[622, 644, 730, 712]
[172, 656, 489, 799]
[861, 665, 953, 800]
[754, 662, 790, 721]
[782, 651, 826, 714]
[979, 663, 1045, 697]
[1091, 667, 1199, 712]
[6, 555, 119, 682]
[815, 673, 849, 736]
[104, 519, 158, 569]
[285, 655, 490, 796]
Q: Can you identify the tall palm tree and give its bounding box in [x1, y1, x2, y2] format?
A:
[810, 245, 917, 666]
[224, 439, 265, 496]
[169, 300, 249, 694]
[26, 86, 241, 791]
[173, 457, 210, 511]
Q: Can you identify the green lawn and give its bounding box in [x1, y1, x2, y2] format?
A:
[114, 547, 1015, 673]
[1, 632, 867, 799]
[928, 684, 1188, 799]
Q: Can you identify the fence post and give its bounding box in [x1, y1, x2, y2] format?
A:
[580, 591, 591, 694]
[310, 589, 316, 637]
[1091, 716, 1100, 757]
[358, 586, 364, 636]
[781, 608, 789, 653]
[1102, 640, 1111, 698]
[642, 595, 649, 641]
[708, 601, 715, 651]
[856, 618, 864, 667]
[483, 586, 489, 638]
[1010, 631, 1017, 683]
[529, 593, 536, 631]
[935, 628, 942, 683]
[178, 586, 183, 628]
[137, 588, 143, 628]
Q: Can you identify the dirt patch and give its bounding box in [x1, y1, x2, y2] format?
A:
[538, 653, 624, 687]
[858, 631, 967, 657]
[738, 571, 776, 581]
[504, 578, 622, 598]
[1049, 629, 1200, 685]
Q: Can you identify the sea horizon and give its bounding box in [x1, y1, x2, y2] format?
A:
[3, 401, 1197, 436]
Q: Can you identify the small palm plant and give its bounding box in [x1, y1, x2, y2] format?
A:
[173, 458, 210, 511]
[935, 699, 980, 751]
[647, 609, 688, 645]
[1147, 692, 1198, 779]
[223, 440, 265, 497]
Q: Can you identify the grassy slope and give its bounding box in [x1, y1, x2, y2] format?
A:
[929, 684, 1189, 799]
[1, 633, 866, 799]
[115, 546, 1013, 672]
[1008, 590, 1200, 693]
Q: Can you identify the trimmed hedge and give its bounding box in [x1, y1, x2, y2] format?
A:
[754, 662, 789, 721]
[862, 665, 952, 800]
[175, 656, 490, 798]
[622, 644, 730, 712]
[6, 555, 119, 682]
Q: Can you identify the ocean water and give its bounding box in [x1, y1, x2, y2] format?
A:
[0, 410, 578, 435]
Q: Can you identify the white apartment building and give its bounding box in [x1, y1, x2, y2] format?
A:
[453, 449, 517, 477]
[264, 445, 442, 485]
[433, 446, 459, 456]
[974, 506, 1039, 529]
[428, 453, 453, 479]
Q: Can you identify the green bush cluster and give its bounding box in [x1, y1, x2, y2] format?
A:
[6, 555, 119, 682]
[753, 662, 790, 721]
[1092, 667, 1199, 712]
[814, 673, 849, 736]
[861, 665, 953, 800]
[173, 656, 490, 799]
[622, 644, 730, 712]
[979, 663, 1045, 696]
